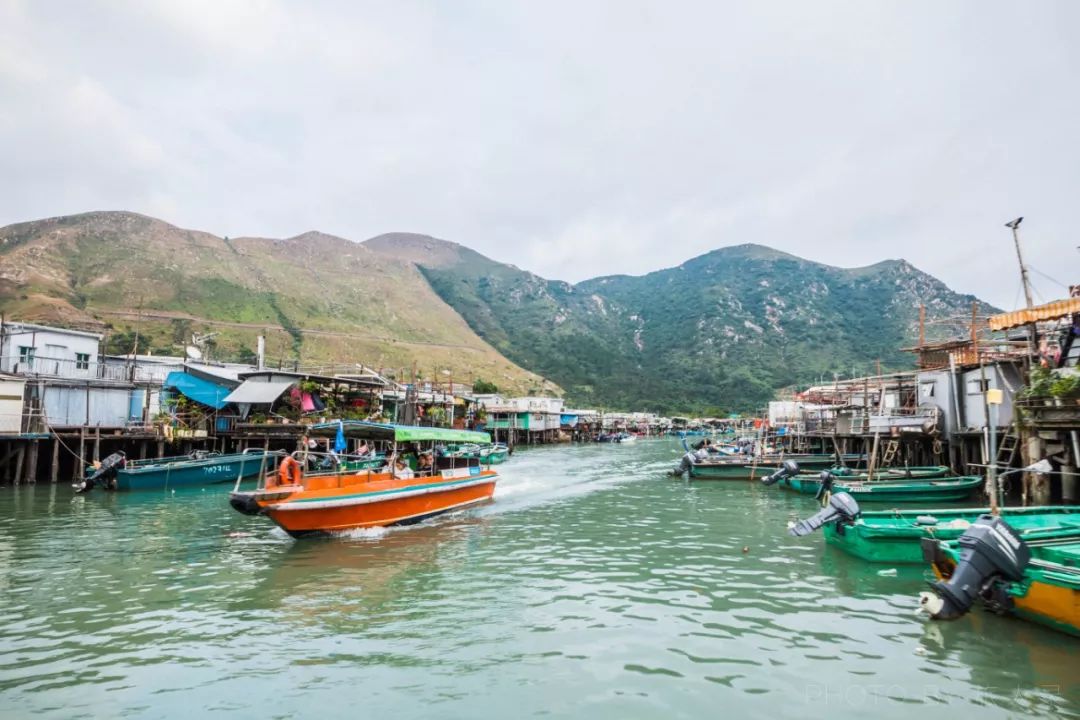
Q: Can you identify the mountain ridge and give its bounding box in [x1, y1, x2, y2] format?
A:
[1, 211, 997, 411]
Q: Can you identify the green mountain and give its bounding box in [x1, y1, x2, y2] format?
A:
[0, 212, 996, 413]
[366, 236, 996, 413]
[0, 212, 553, 393]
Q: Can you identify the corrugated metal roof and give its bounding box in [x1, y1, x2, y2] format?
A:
[223, 379, 296, 405]
[989, 298, 1080, 331]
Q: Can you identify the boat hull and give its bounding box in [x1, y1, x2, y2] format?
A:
[236, 470, 499, 537]
[688, 454, 864, 480]
[114, 452, 272, 491]
[784, 475, 982, 503]
[825, 505, 1080, 563]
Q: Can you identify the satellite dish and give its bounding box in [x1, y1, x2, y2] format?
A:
[186, 346, 203, 361]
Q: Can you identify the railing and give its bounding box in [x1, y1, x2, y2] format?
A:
[0, 354, 180, 383]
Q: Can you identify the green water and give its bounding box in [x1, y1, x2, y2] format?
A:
[1, 440, 1077, 719]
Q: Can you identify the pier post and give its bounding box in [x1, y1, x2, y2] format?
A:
[13, 444, 24, 486]
[50, 438, 59, 483]
[140, 441, 148, 460]
[93, 427, 101, 462]
[157, 439, 164, 458]
[25, 440, 39, 484]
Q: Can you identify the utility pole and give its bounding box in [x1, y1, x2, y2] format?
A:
[1005, 217, 1034, 309]
[1005, 217, 1038, 359]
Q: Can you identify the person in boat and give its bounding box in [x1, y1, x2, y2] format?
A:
[356, 441, 371, 457]
[417, 452, 434, 477]
[393, 456, 414, 479]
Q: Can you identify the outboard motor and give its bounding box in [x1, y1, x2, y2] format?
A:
[918, 515, 1030, 620]
[74, 451, 126, 493]
[760, 460, 800, 486]
[788, 492, 861, 536]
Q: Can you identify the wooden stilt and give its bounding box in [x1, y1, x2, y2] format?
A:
[13, 445, 25, 486]
[25, 440, 39, 484]
[50, 438, 60, 483]
[93, 427, 101, 462]
[157, 439, 165, 458]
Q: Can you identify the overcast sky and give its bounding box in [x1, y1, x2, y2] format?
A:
[1, 1, 1077, 309]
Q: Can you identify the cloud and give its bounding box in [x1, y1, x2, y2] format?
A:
[0, 0, 1077, 308]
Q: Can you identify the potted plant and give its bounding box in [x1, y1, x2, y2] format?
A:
[1050, 372, 1080, 405]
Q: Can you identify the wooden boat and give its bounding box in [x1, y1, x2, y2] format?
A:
[921, 515, 1080, 637]
[824, 505, 1080, 563]
[784, 474, 982, 503]
[779, 465, 950, 492]
[229, 422, 499, 537]
[78, 449, 278, 492]
[687, 453, 865, 480]
[442, 442, 509, 465]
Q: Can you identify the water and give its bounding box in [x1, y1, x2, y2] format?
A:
[1, 440, 1077, 719]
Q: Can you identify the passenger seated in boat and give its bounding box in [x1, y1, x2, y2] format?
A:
[356, 442, 370, 457]
[393, 457, 414, 479]
[417, 452, 434, 476]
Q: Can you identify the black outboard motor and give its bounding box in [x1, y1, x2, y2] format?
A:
[760, 460, 800, 486]
[75, 451, 126, 493]
[919, 515, 1031, 620]
[788, 492, 861, 536]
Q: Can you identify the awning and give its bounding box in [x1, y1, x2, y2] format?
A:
[223, 379, 296, 405]
[308, 420, 491, 444]
[164, 371, 233, 410]
[989, 297, 1080, 331]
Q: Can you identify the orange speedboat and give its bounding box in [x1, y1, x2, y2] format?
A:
[230, 422, 500, 537]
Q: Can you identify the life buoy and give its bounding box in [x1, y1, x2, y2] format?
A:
[277, 456, 302, 487]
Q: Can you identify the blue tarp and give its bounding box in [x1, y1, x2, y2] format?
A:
[164, 371, 232, 410]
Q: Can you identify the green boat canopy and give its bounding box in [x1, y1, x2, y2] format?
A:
[307, 420, 491, 444]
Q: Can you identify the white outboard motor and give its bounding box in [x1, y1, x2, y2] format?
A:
[74, 451, 127, 493]
[788, 492, 861, 536]
[919, 515, 1031, 620]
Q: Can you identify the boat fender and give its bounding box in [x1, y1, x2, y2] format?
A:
[915, 515, 939, 526]
[918, 515, 1030, 620]
[277, 456, 303, 487]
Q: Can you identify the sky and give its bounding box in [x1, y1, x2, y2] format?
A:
[1, 0, 1077, 310]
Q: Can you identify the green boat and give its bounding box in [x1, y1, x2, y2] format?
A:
[783, 474, 982, 503]
[781, 466, 952, 494]
[921, 515, 1080, 637]
[781, 465, 950, 491]
[687, 453, 864, 480]
[79, 449, 279, 492]
[824, 505, 1080, 563]
[442, 442, 510, 465]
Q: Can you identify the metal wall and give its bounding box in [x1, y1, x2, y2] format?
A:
[42, 385, 134, 428]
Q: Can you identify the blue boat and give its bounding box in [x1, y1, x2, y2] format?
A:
[79, 450, 279, 492]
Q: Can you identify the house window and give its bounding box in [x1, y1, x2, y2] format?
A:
[967, 378, 990, 395]
[919, 382, 935, 398]
[76, 353, 90, 370]
[18, 346, 35, 364]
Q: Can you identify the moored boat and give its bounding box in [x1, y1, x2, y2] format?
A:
[686, 453, 865, 480]
[77, 449, 279, 492]
[825, 505, 1080, 563]
[919, 515, 1080, 637]
[229, 421, 499, 537]
[779, 465, 950, 492]
[781, 473, 982, 503]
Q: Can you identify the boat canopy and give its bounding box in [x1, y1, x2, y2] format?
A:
[308, 420, 491, 444]
[223, 379, 297, 405]
[164, 370, 233, 410]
